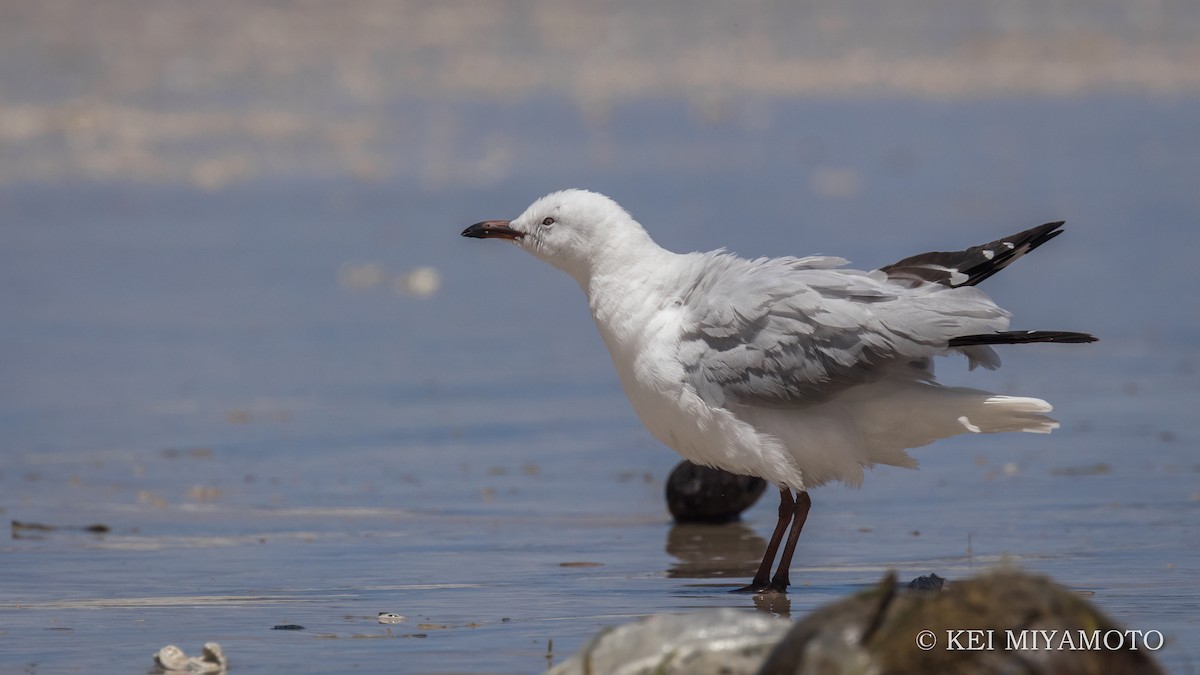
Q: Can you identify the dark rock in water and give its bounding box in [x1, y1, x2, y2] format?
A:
[11, 520, 111, 537]
[758, 569, 1164, 675]
[665, 461, 767, 523]
[907, 572, 946, 591]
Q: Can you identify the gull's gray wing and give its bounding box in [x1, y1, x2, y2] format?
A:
[675, 253, 1009, 408]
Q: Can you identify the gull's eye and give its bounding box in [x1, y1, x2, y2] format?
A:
[542, 217, 555, 226]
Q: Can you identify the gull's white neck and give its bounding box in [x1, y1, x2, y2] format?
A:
[578, 230, 679, 350]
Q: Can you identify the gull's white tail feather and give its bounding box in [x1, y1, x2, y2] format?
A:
[850, 383, 1059, 449]
[966, 395, 1059, 434]
[734, 381, 1060, 489]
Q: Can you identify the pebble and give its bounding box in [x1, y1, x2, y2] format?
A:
[153, 642, 227, 673]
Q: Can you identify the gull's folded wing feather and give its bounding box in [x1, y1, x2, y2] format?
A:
[879, 221, 1064, 288]
[676, 253, 1009, 408]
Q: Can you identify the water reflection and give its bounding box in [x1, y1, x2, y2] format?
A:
[751, 592, 793, 617]
[664, 521, 766, 580]
[665, 521, 799, 615]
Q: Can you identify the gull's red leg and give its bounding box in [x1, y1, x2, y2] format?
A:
[767, 490, 812, 593]
[732, 487, 794, 593]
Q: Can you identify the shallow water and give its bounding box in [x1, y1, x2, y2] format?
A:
[3, 94, 1199, 673]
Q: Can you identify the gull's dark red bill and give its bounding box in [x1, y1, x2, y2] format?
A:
[461, 220, 524, 240]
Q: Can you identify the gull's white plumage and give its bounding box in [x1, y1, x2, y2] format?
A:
[483, 189, 1057, 492]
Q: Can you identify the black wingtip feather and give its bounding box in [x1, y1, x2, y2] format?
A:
[881, 220, 1068, 288]
[949, 330, 1099, 347]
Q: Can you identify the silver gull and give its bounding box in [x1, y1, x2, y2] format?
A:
[462, 189, 1096, 594]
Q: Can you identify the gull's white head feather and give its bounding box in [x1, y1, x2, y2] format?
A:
[508, 189, 654, 282]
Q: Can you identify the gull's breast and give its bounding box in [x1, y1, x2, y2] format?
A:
[596, 300, 759, 468]
[593, 298, 692, 439]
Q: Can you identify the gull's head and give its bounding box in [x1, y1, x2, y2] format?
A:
[461, 189, 651, 282]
